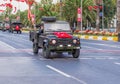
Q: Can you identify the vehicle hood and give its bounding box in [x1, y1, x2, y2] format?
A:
[46, 32, 77, 39]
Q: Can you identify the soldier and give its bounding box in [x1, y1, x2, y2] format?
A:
[39, 23, 44, 34]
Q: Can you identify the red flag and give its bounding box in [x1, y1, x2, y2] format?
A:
[31, 14, 35, 24]
[93, 6, 98, 10]
[99, 6, 102, 10]
[6, 3, 13, 8]
[25, 0, 35, 7]
[88, 6, 93, 11]
[0, 4, 6, 7]
[0, 10, 5, 12]
[39, 7, 44, 11]
[14, 7, 17, 13]
[27, 7, 31, 20]
[77, 8, 82, 22]
[16, 0, 25, 2]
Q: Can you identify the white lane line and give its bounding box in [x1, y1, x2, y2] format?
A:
[114, 62, 120, 65]
[46, 65, 71, 78]
[0, 41, 16, 49]
[82, 42, 120, 48]
[46, 65, 87, 84]
[82, 45, 103, 50]
[80, 58, 92, 60]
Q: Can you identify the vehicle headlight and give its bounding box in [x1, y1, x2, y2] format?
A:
[73, 39, 77, 44]
[51, 40, 56, 44]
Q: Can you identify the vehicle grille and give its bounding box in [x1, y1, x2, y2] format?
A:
[57, 38, 72, 44]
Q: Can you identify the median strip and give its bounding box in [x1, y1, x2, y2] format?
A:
[74, 34, 118, 42]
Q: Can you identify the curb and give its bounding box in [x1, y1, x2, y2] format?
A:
[74, 34, 118, 42]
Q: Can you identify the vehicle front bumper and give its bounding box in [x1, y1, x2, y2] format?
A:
[48, 44, 80, 52]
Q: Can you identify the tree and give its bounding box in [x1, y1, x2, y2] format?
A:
[62, 0, 96, 29]
[116, 0, 120, 33]
[104, 0, 116, 29]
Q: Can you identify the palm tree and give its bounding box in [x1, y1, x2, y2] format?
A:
[62, 0, 96, 29]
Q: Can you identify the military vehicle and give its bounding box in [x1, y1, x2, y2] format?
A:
[10, 20, 23, 34]
[29, 16, 81, 58]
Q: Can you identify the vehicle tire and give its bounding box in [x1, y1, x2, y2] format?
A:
[18, 31, 21, 34]
[17, 31, 18, 34]
[20, 31, 22, 34]
[72, 49, 80, 58]
[43, 46, 50, 58]
[33, 43, 38, 54]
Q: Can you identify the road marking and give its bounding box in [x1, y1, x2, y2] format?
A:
[80, 56, 120, 60]
[46, 65, 87, 84]
[82, 42, 120, 48]
[80, 58, 92, 60]
[114, 62, 120, 65]
[46, 65, 71, 77]
[82, 45, 103, 50]
[0, 41, 16, 49]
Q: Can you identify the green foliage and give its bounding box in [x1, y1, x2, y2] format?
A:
[62, 0, 96, 27]
[103, 0, 116, 28]
[0, 0, 117, 29]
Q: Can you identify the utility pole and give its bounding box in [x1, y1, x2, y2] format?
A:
[116, 0, 120, 33]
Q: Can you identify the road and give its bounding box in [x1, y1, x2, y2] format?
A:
[0, 31, 120, 84]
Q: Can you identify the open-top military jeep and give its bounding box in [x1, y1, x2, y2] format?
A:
[29, 16, 81, 58]
[10, 21, 23, 34]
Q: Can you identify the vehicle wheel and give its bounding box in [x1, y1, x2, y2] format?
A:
[9, 30, 11, 32]
[43, 46, 50, 58]
[19, 31, 22, 34]
[33, 43, 38, 54]
[72, 49, 80, 58]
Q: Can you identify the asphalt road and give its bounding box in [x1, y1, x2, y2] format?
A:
[0, 31, 120, 84]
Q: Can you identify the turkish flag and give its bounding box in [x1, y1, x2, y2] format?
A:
[77, 8, 82, 22]
[25, 0, 35, 7]
[27, 7, 32, 20]
[0, 10, 5, 12]
[6, 3, 13, 9]
[16, 0, 25, 2]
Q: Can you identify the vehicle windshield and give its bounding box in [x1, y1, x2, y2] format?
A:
[44, 22, 71, 32]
